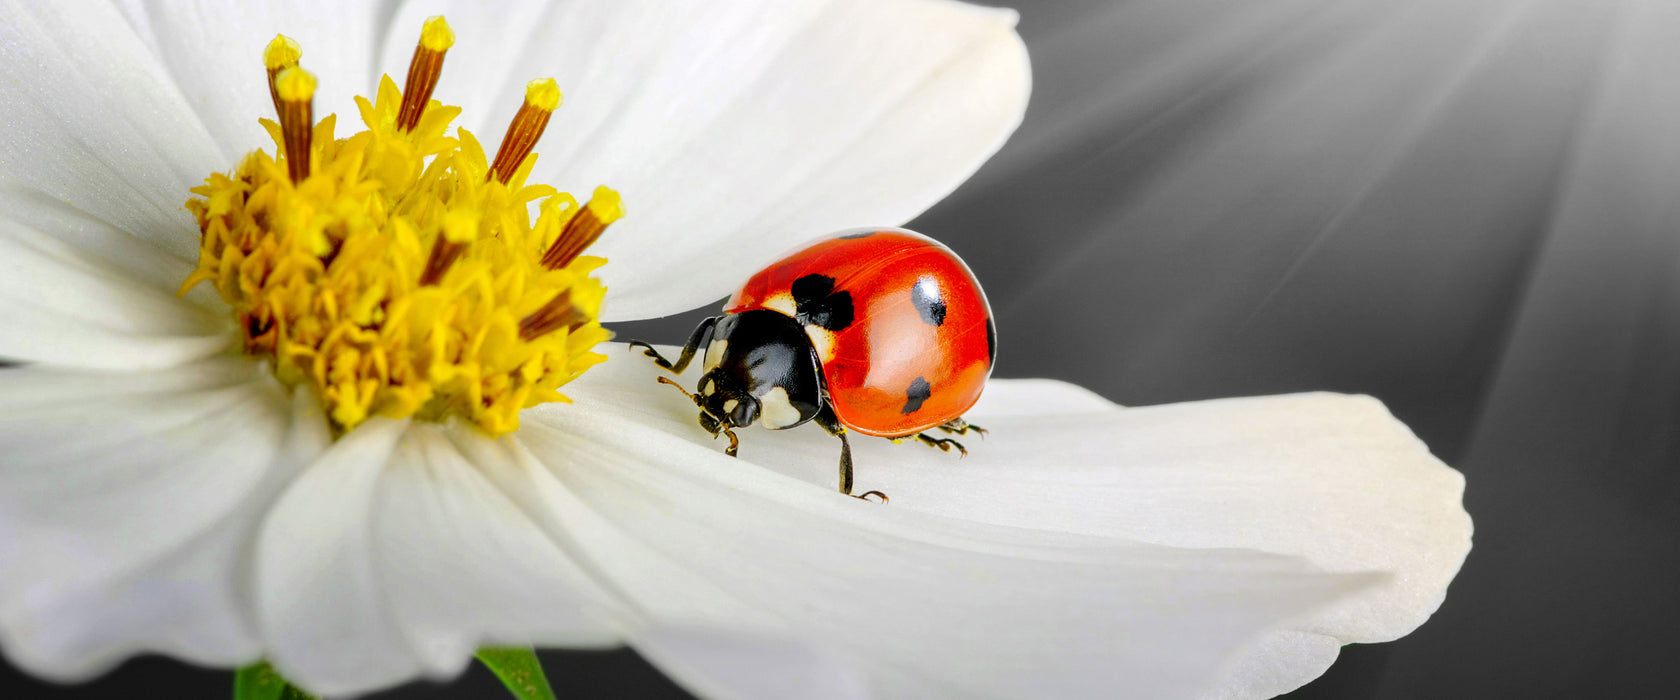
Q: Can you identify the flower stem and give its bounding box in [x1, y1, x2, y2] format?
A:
[233, 661, 318, 700]
[476, 647, 558, 700]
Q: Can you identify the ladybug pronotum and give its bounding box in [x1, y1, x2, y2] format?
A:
[631, 228, 995, 502]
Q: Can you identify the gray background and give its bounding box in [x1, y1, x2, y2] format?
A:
[6, 0, 1673, 697]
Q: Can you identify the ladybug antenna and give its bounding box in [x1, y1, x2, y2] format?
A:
[655, 375, 704, 406]
[656, 377, 740, 457]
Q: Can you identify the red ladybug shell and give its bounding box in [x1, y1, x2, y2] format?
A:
[724, 228, 995, 438]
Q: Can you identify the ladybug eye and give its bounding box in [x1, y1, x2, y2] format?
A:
[729, 396, 760, 427]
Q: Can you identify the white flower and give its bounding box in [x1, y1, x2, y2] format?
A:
[0, 1, 1470, 699]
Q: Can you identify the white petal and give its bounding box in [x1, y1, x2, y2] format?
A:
[794, 392, 1464, 698]
[257, 418, 634, 696]
[372, 422, 630, 676]
[0, 357, 313, 679]
[946, 392, 1471, 646]
[0, 188, 201, 294]
[255, 417, 420, 695]
[0, 0, 225, 262]
[1210, 630, 1342, 700]
[0, 207, 231, 369]
[514, 393, 1380, 698]
[633, 626, 869, 700]
[487, 432, 784, 632]
[382, 0, 1030, 320]
[112, 0, 389, 163]
[563, 344, 1469, 697]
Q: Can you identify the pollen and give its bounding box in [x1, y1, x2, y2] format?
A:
[182, 17, 619, 437]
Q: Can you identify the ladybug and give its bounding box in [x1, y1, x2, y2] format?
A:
[630, 228, 995, 502]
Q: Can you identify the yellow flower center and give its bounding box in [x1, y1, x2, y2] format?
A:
[180, 16, 621, 437]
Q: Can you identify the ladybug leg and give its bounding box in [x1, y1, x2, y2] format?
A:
[914, 433, 968, 457]
[628, 316, 719, 374]
[719, 424, 740, 457]
[814, 406, 887, 504]
[935, 417, 987, 438]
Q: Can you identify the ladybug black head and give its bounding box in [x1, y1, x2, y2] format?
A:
[686, 309, 825, 432]
[697, 370, 760, 429]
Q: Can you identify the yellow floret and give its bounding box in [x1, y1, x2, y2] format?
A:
[524, 78, 563, 112]
[275, 67, 317, 102]
[585, 185, 625, 224]
[263, 34, 301, 70]
[183, 68, 613, 437]
[420, 16, 455, 51]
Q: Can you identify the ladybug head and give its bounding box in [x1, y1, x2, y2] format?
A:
[697, 370, 760, 429]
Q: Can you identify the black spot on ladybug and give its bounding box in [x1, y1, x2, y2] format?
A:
[985, 317, 996, 364]
[902, 376, 932, 414]
[911, 276, 946, 326]
[838, 231, 878, 239]
[791, 273, 853, 331]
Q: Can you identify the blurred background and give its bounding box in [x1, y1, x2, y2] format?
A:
[9, 0, 1675, 696]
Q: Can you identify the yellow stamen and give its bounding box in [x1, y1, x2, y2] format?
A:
[274, 67, 316, 183]
[397, 16, 455, 132]
[490, 78, 562, 184]
[541, 186, 624, 270]
[263, 34, 302, 117]
[182, 19, 619, 437]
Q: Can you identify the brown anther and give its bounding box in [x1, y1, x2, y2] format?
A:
[418, 238, 466, 286]
[489, 79, 562, 183]
[274, 67, 317, 184]
[518, 290, 589, 341]
[540, 186, 624, 269]
[419, 210, 477, 285]
[397, 16, 455, 132]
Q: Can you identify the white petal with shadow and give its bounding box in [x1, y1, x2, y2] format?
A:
[255, 417, 420, 696]
[257, 418, 637, 696]
[515, 371, 1380, 698]
[0, 207, 230, 369]
[0, 188, 204, 296]
[0, 357, 312, 679]
[559, 343, 1469, 698]
[380, 0, 1030, 320]
[373, 422, 631, 676]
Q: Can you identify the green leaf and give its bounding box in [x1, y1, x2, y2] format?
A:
[476, 647, 558, 700]
[233, 662, 318, 700]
